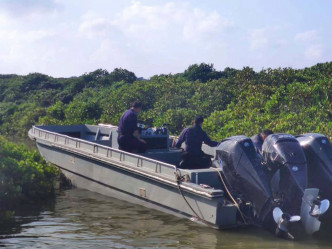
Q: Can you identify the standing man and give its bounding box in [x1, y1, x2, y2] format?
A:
[174, 116, 219, 169]
[251, 129, 274, 154]
[117, 101, 147, 153]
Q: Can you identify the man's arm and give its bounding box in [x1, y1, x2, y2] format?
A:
[251, 134, 262, 153]
[133, 129, 140, 139]
[202, 130, 219, 147]
[174, 128, 187, 148]
[131, 115, 147, 143]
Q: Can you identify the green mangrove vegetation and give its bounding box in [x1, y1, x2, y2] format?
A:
[0, 136, 57, 222]
[0, 62, 330, 139]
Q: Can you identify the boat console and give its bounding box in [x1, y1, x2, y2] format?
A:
[139, 124, 171, 150]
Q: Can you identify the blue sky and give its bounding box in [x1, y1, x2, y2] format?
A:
[0, 0, 331, 77]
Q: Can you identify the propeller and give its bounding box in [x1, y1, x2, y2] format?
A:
[310, 199, 330, 217]
[273, 207, 283, 225]
[273, 207, 301, 239]
[320, 199, 330, 215]
[289, 215, 301, 222]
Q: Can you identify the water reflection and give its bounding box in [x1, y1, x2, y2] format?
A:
[1, 188, 332, 248]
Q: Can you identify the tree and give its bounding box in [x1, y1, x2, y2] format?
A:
[182, 63, 222, 83]
[82, 69, 110, 87]
[109, 68, 137, 84]
[20, 73, 62, 92]
[64, 88, 102, 124]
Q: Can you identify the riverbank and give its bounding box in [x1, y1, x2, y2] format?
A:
[0, 136, 58, 223]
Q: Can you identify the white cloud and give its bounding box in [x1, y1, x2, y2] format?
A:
[79, 2, 232, 45]
[274, 39, 288, 47]
[0, 0, 62, 18]
[0, 28, 58, 72]
[305, 44, 323, 59]
[294, 30, 324, 60]
[294, 30, 320, 43]
[0, 13, 9, 27]
[248, 29, 268, 50]
[0, 1, 330, 77]
[75, 1, 233, 76]
[0, 6, 76, 76]
[79, 16, 113, 39]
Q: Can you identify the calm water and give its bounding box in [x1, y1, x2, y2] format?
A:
[1, 188, 332, 249]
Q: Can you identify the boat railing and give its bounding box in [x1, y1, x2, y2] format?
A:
[30, 126, 177, 180]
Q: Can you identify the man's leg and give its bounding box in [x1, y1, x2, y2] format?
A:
[179, 152, 191, 169]
[179, 153, 203, 169]
[200, 152, 212, 168]
[118, 135, 133, 152]
[130, 137, 147, 153]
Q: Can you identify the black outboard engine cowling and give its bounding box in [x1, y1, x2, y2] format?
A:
[216, 136, 274, 225]
[297, 133, 332, 219]
[262, 134, 307, 214]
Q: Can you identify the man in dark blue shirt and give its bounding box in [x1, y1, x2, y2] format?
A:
[174, 116, 218, 169]
[251, 129, 273, 154]
[118, 101, 146, 153]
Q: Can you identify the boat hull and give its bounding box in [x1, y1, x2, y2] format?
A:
[35, 137, 238, 229]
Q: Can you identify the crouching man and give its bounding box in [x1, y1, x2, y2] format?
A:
[174, 116, 218, 169]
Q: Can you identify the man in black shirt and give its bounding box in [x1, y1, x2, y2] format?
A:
[251, 129, 274, 154]
[174, 116, 218, 169]
[117, 101, 146, 153]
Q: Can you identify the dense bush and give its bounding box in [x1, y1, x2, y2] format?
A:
[203, 78, 331, 139]
[0, 136, 57, 222]
[0, 62, 331, 139]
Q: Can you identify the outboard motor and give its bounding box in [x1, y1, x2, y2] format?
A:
[262, 133, 329, 234]
[262, 134, 307, 214]
[216, 136, 299, 239]
[297, 134, 331, 222]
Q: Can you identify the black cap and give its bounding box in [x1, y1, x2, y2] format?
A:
[131, 101, 142, 108]
[194, 116, 204, 124]
[261, 129, 273, 137]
